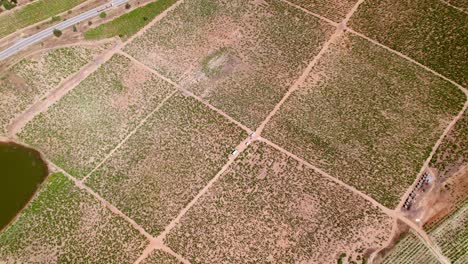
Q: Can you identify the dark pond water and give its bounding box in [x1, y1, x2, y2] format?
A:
[0, 142, 48, 231]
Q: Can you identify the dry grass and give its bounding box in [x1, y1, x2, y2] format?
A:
[141, 250, 181, 264]
[263, 33, 465, 208]
[349, 0, 468, 87]
[18, 54, 175, 178]
[165, 141, 393, 263]
[124, 0, 334, 128]
[430, 109, 467, 181]
[86, 93, 247, 236]
[0, 46, 100, 134]
[0, 173, 147, 262]
[287, 0, 357, 22]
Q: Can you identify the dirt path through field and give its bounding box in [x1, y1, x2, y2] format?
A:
[6, 42, 121, 137]
[439, 0, 468, 14]
[278, 0, 337, 25]
[118, 51, 253, 134]
[80, 90, 177, 183]
[346, 28, 468, 96]
[396, 102, 468, 211]
[255, 0, 366, 136]
[133, 136, 253, 264]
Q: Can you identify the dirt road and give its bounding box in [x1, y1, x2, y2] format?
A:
[6, 42, 121, 137]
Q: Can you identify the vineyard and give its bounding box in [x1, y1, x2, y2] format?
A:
[428, 203, 468, 263]
[382, 231, 440, 264]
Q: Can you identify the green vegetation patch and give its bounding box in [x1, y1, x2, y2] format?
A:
[0, 173, 147, 262]
[84, 0, 177, 40]
[382, 231, 440, 263]
[287, 0, 357, 22]
[349, 0, 468, 87]
[165, 141, 393, 263]
[0, 46, 99, 134]
[263, 33, 465, 208]
[0, 0, 86, 38]
[87, 93, 247, 236]
[124, 0, 334, 128]
[18, 54, 175, 178]
[430, 109, 467, 181]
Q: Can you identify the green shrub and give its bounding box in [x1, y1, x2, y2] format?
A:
[52, 28, 62, 37]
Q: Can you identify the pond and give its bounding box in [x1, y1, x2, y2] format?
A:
[0, 142, 48, 231]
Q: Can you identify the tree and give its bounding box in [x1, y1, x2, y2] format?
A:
[125, 3, 131, 9]
[72, 25, 77, 32]
[99, 12, 107, 18]
[53, 29, 62, 37]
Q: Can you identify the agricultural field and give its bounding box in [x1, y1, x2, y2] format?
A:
[0, 46, 100, 134]
[124, 0, 335, 128]
[263, 32, 465, 208]
[430, 109, 467, 182]
[0, 0, 86, 38]
[382, 231, 440, 264]
[287, 0, 356, 22]
[444, 0, 468, 11]
[165, 141, 393, 263]
[0, 172, 147, 262]
[87, 93, 247, 236]
[18, 54, 176, 178]
[141, 250, 180, 264]
[349, 0, 468, 87]
[427, 204, 467, 263]
[84, 0, 177, 40]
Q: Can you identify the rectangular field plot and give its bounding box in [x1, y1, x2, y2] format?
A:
[382, 231, 440, 264]
[165, 141, 393, 263]
[124, 0, 334, 128]
[428, 204, 468, 263]
[263, 33, 465, 208]
[18, 54, 175, 178]
[287, 0, 356, 22]
[0, 173, 147, 262]
[349, 0, 468, 87]
[87, 94, 247, 236]
[0, 46, 100, 134]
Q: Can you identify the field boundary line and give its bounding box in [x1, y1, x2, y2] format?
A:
[51, 161, 154, 240]
[396, 102, 468, 210]
[80, 89, 178, 183]
[133, 136, 252, 263]
[259, 137, 394, 214]
[278, 0, 338, 26]
[48, 160, 190, 263]
[122, 0, 186, 47]
[6, 42, 121, 137]
[259, 137, 450, 264]
[118, 50, 254, 134]
[439, 0, 468, 14]
[255, 0, 365, 136]
[346, 28, 468, 96]
[279, 0, 468, 96]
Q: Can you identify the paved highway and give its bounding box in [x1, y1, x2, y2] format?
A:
[0, 0, 128, 61]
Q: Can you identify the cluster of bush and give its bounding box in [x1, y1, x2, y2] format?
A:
[1, 0, 18, 10]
